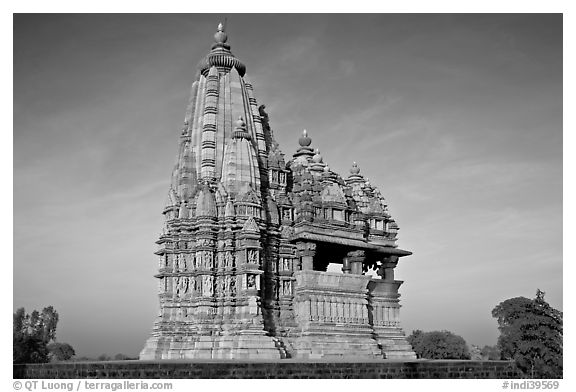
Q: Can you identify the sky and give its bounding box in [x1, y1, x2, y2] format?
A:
[13, 13, 563, 358]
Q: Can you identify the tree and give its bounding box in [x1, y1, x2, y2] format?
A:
[469, 344, 483, 360]
[492, 289, 562, 378]
[39, 306, 59, 343]
[113, 353, 130, 360]
[407, 330, 471, 359]
[97, 354, 111, 361]
[481, 345, 501, 360]
[13, 333, 49, 364]
[13, 306, 74, 364]
[47, 342, 76, 361]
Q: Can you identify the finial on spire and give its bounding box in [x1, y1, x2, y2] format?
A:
[214, 22, 228, 44]
[298, 129, 312, 147]
[313, 148, 323, 163]
[350, 161, 361, 175]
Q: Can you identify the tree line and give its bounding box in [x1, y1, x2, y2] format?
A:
[14, 289, 562, 378]
[13, 306, 135, 363]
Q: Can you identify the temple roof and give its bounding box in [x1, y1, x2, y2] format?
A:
[164, 23, 405, 253]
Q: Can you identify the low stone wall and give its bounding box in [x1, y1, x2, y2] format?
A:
[14, 360, 520, 379]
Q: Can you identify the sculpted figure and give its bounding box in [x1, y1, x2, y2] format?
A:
[224, 252, 233, 268]
[203, 275, 213, 296]
[193, 276, 199, 294]
[224, 276, 230, 295]
[248, 250, 258, 264]
[230, 278, 236, 296]
[183, 277, 189, 294]
[247, 274, 256, 288]
[174, 277, 181, 297]
[218, 277, 225, 296]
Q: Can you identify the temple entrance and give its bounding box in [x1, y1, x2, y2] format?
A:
[297, 240, 376, 276]
[311, 241, 352, 272]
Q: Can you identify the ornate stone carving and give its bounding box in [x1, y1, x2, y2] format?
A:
[247, 249, 259, 265]
[202, 275, 214, 297]
[247, 274, 256, 289]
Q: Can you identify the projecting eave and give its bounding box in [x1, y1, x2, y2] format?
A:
[291, 230, 412, 258]
[370, 246, 412, 257]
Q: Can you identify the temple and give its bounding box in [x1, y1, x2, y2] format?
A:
[140, 24, 416, 360]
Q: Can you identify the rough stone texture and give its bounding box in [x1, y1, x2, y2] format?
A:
[14, 360, 521, 379]
[140, 24, 416, 360]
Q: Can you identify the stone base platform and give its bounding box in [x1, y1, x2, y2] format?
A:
[14, 360, 521, 379]
[140, 333, 283, 360]
[285, 332, 382, 359]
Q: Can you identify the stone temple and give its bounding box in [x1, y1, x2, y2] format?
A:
[140, 24, 416, 360]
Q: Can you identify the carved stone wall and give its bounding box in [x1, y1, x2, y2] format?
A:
[368, 279, 416, 359]
[287, 271, 382, 359]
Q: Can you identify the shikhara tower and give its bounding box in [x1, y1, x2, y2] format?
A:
[140, 24, 416, 360]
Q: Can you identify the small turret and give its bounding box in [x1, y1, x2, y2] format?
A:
[346, 161, 364, 184]
[293, 129, 315, 160]
[221, 117, 261, 196]
[195, 184, 217, 219]
[310, 148, 326, 173]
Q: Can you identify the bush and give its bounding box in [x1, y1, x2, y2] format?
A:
[407, 329, 471, 359]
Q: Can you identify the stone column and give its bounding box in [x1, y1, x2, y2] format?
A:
[341, 257, 351, 274]
[296, 242, 316, 271]
[380, 256, 399, 281]
[347, 250, 366, 275]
